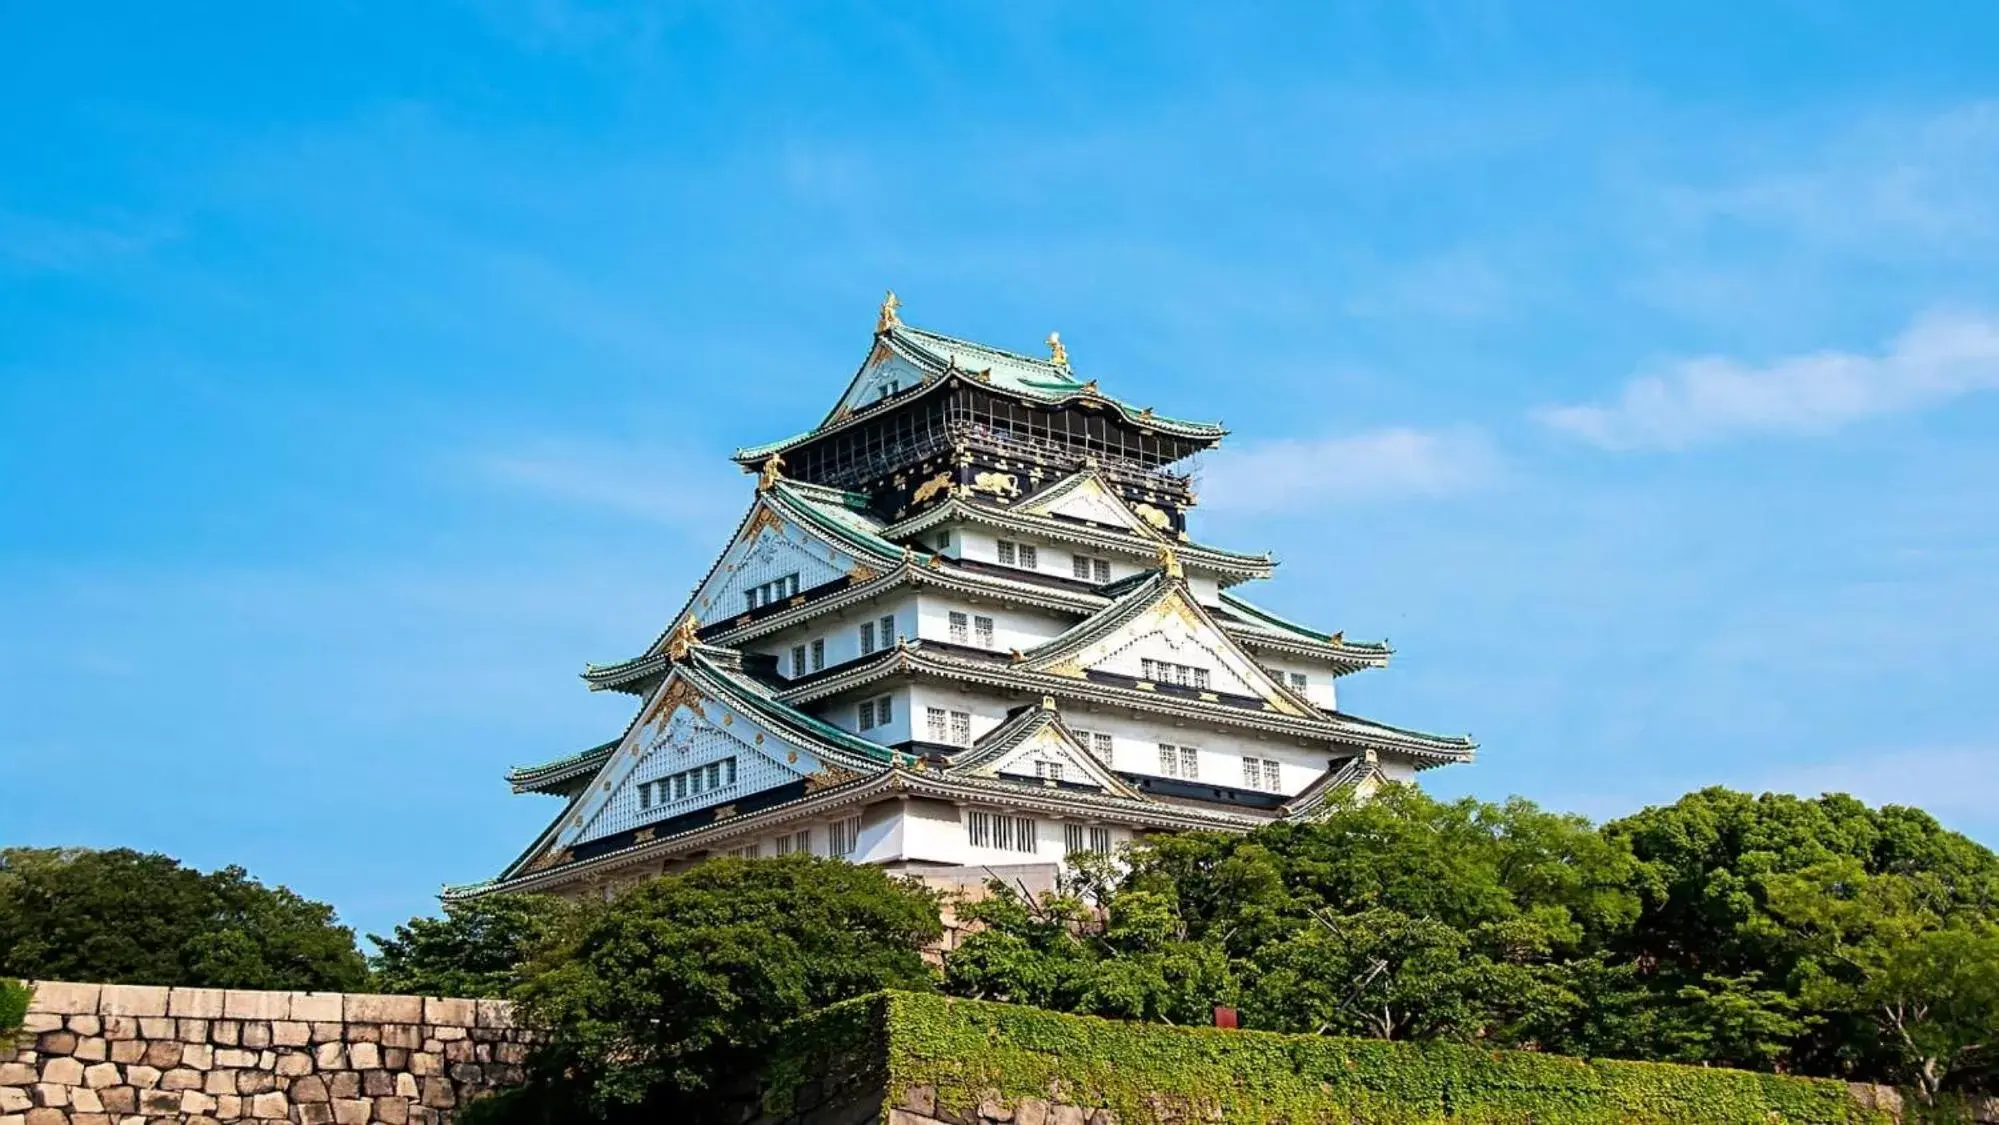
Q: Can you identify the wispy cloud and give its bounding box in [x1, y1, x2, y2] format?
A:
[470, 439, 746, 527]
[0, 210, 176, 273]
[1199, 426, 1502, 514]
[1752, 747, 1999, 826]
[1538, 310, 1999, 450]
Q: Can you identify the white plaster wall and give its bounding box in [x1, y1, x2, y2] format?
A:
[1248, 652, 1341, 711]
[751, 590, 920, 679]
[913, 591, 1075, 652]
[1053, 704, 1354, 796]
[816, 684, 911, 744]
[907, 681, 1016, 747]
[950, 523, 1145, 585]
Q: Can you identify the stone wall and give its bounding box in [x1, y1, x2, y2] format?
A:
[1, 983, 530, 1125]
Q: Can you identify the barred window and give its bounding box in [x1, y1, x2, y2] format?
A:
[1072, 728, 1113, 763]
[1073, 555, 1111, 583]
[927, 707, 948, 742]
[974, 615, 994, 648]
[830, 815, 862, 857]
[791, 645, 807, 678]
[860, 621, 876, 654]
[1065, 824, 1115, 856]
[877, 695, 893, 724]
[1034, 760, 1064, 782]
[880, 614, 896, 647]
[949, 710, 972, 747]
[811, 639, 825, 671]
[949, 611, 968, 644]
[1290, 672, 1308, 691]
[996, 540, 1016, 565]
[1140, 658, 1210, 688]
[650, 757, 736, 809]
[859, 700, 876, 730]
[744, 573, 801, 612]
[1019, 544, 1038, 569]
[774, 830, 811, 856]
[1159, 744, 1199, 779]
[1243, 757, 1282, 790]
[966, 810, 1037, 853]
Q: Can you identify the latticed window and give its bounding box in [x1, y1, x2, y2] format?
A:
[859, 700, 876, 730]
[1019, 544, 1038, 569]
[966, 810, 1037, 853]
[811, 639, 825, 671]
[997, 540, 1036, 569]
[1034, 760, 1064, 782]
[791, 645, 807, 678]
[1159, 744, 1199, 779]
[830, 816, 862, 857]
[927, 707, 948, 742]
[1073, 555, 1111, 583]
[974, 615, 994, 648]
[996, 540, 1016, 565]
[860, 621, 876, 654]
[1140, 659, 1210, 688]
[1243, 757, 1281, 790]
[948, 612, 968, 644]
[949, 710, 972, 747]
[880, 614, 896, 647]
[1290, 672, 1308, 691]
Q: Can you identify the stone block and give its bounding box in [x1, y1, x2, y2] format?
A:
[342, 1023, 379, 1045]
[0, 1091, 23, 1114]
[473, 1000, 513, 1030]
[373, 1095, 409, 1125]
[210, 1019, 241, 1047]
[170, 988, 227, 1020]
[288, 994, 343, 1024]
[393, 1074, 418, 1099]
[331, 1097, 371, 1125]
[381, 1048, 407, 1070]
[493, 1042, 528, 1066]
[447, 1063, 482, 1085]
[429, 1025, 464, 1042]
[33, 1032, 74, 1057]
[100, 1017, 136, 1043]
[298, 1104, 334, 1125]
[359, 1072, 392, 1099]
[140, 1040, 181, 1069]
[108, 1041, 144, 1065]
[418, 1078, 454, 1110]
[236, 1071, 276, 1095]
[97, 1088, 134, 1114]
[223, 991, 288, 1022]
[215, 1093, 241, 1120]
[96, 986, 168, 1019]
[250, 1022, 285, 1049]
[205, 1070, 237, 1095]
[179, 1018, 211, 1042]
[345, 1043, 379, 1071]
[73, 1037, 107, 1062]
[18, 1014, 60, 1035]
[325, 1073, 359, 1100]
[274, 1053, 312, 1078]
[312, 1042, 347, 1070]
[214, 1049, 258, 1069]
[378, 1025, 420, 1051]
[1016, 1098, 1050, 1125]
[442, 1040, 473, 1064]
[27, 982, 100, 1016]
[38, 1058, 83, 1086]
[249, 1091, 288, 1119]
[183, 1042, 214, 1070]
[159, 1067, 203, 1091]
[1051, 1107, 1087, 1125]
[979, 1101, 1015, 1122]
[0, 1062, 35, 1085]
[420, 999, 474, 1027]
[180, 1089, 218, 1115]
[25, 1109, 67, 1125]
[291, 1076, 329, 1104]
[67, 1016, 100, 1037]
[125, 1065, 159, 1090]
[82, 1063, 119, 1088]
[343, 995, 422, 1025]
[136, 1017, 176, 1039]
[407, 1053, 440, 1078]
[310, 1022, 345, 1044]
[66, 1087, 101, 1114]
[141, 1087, 182, 1114]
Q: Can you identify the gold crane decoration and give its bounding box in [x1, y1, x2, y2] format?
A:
[876, 290, 902, 333]
[756, 452, 786, 493]
[1046, 331, 1068, 367]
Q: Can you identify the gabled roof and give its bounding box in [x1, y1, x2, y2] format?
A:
[947, 699, 1143, 799]
[733, 320, 1225, 464]
[1282, 752, 1388, 819]
[506, 738, 618, 795]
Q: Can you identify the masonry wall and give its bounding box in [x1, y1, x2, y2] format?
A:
[1, 983, 530, 1125]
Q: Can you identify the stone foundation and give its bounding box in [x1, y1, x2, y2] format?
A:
[1, 982, 530, 1125]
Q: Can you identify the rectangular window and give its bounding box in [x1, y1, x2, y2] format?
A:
[967, 810, 1037, 853]
[1141, 658, 1156, 681]
[725, 758, 737, 785]
[948, 611, 968, 644]
[830, 815, 862, 857]
[1064, 822, 1085, 855]
[1034, 760, 1063, 782]
[705, 763, 722, 789]
[1159, 744, 1178, 777]
[1073, 554, 1091, 579]
[1290, 672, 1308, 691]
[974, 615, 994, 648]
[1019, 544, 1038, 569]
[734, 843, 761, 859]
[791, 645, 807, 678]
[1065, 824, 1115, 856]
[745, 588, 759, 611]
[1194, 668, 1210, 690]
[949, 710, 972, 747]
[880, 615, 896, 647]
[877, 695, 892, 725]
[639, 784, 652, 810]
[811, 639, 825, 671]
[1091, 732, 1112, 761]
[1181, 747, 1199, 779]
[860, 621, 876, 655]
[927, 707, 948, 742]
[1140, 659, 1210, 688]
[775, 831, 810, 857]
[689, 769, 705, 795]
[859, 700, 876, 730]
[996, 540, 1016, 565]
[1091, 826, 1112, 853]
[1093, 558, 1110, 583]
[674, 774, 688, 799]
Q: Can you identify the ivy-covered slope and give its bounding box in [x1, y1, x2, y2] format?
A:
[771, 992, 1976, 1124]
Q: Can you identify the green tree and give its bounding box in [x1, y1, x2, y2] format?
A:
[370, 894, 574, 998]
[0, 848, 369, 991]
[504, 856, 941, 1121]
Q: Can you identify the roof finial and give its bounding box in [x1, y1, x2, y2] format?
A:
[756, 452, 786, 493]
[1157, 543, 1184, 580]
[877, 290, 902, 333]
[1046, 331, 1068, 367]
[665, 615, 700, 661]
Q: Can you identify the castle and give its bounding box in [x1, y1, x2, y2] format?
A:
[456, 295, 1472, 900]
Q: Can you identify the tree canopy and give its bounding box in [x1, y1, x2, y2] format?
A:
[0, 847, 370, 991]
[369, 893, 574, 998]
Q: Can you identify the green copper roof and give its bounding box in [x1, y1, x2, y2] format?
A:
[506, 738, 618, 793]
[734, 321, 1225, 462]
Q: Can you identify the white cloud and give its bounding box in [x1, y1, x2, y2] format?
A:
[471, 439, 745, 526]
[1198, 426, 1502, 514]
[1538, 310, 1999, 450]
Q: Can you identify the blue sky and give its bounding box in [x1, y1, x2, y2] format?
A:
[6, 3, 1999, 943]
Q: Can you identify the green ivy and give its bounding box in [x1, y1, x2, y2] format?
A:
[0, 979, 30, 1040]
[773, 992, 1979, 1124]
